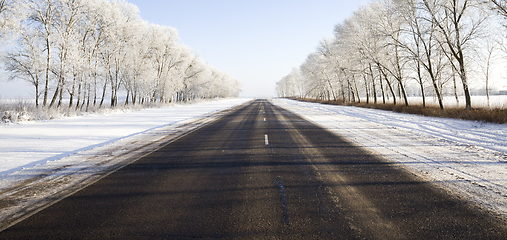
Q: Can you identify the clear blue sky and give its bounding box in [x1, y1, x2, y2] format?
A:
[128, 0, 371, 98]
[0, 0, 371, 99]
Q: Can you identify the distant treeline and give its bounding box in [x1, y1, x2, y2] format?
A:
[0, 0, 242, 109]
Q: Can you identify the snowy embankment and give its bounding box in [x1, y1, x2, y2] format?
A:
[0, 98, 251, 228]
[0, 98, 250, 176]
[272, 98, 507, 218]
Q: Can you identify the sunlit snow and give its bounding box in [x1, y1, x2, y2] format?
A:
[0, 99, 250, 176]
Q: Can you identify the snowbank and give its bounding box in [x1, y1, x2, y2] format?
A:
[272, 98, 507, 218]
[0, 98, 251, 176]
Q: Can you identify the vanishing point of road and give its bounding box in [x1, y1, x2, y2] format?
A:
[1, 99, 506, 239]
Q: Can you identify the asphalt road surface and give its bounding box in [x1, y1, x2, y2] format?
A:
[1, 99, 507, 239]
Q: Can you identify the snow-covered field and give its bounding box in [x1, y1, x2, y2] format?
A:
[272, 98, 507, 218]
[0, 98, 251, 176]
[0, 98, 251, 227]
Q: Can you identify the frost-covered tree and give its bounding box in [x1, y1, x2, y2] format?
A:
[277, 0, 494, 111]
[490, 0, 507, 17]
[4, 29, 45, 106]
[23, 0, 57, 107]
[146, 24, 182, 103]
[50, 0, 87, 108]
[276, 68, 305, 98]
[422, 0, 487, 110]
[0, 0, 25, 42]
[4, 0, 241, 109]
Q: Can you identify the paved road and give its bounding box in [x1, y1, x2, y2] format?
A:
[1, 99, 507, 239]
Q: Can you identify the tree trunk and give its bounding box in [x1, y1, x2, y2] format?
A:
[125, 90, 130, 105]
[398, 78, 409, 107]
[99, 80, 107, 108]
[428, 68, 443, 109]
[486, 70, 490, 107]
[363, 74, 369, 104]
[394, 44, 408, 107]
[57, 87, 63, 108]
[354, 76, 360, 103]
[86, 83, 91, 111]
[35, 77, 40, 107]
[69, 80, 76, 108]
[93, 69, 98, 106]
[416, 61, 426, 107]
[43, 39, 51, 107]
[386, 78, 396, 105]
[378, 68, 386, 104]
[459, 63, 472, 110]
[369, 64, 377, 104]
[76, 80, 82, 110]
[49, 81, 60, 109]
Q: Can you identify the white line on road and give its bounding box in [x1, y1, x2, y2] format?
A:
[265, 134, 269, 145]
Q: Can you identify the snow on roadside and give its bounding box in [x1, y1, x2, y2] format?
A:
[272, 98, 507, 218]
[0, 98, 251, 176]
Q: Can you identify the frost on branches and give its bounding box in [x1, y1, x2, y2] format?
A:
[1, 0, 242, 109]
[277, 0, 507, 110]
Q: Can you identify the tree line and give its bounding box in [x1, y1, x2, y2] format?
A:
[276, 0, 507, 110]
[0, 0, 242, 109]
